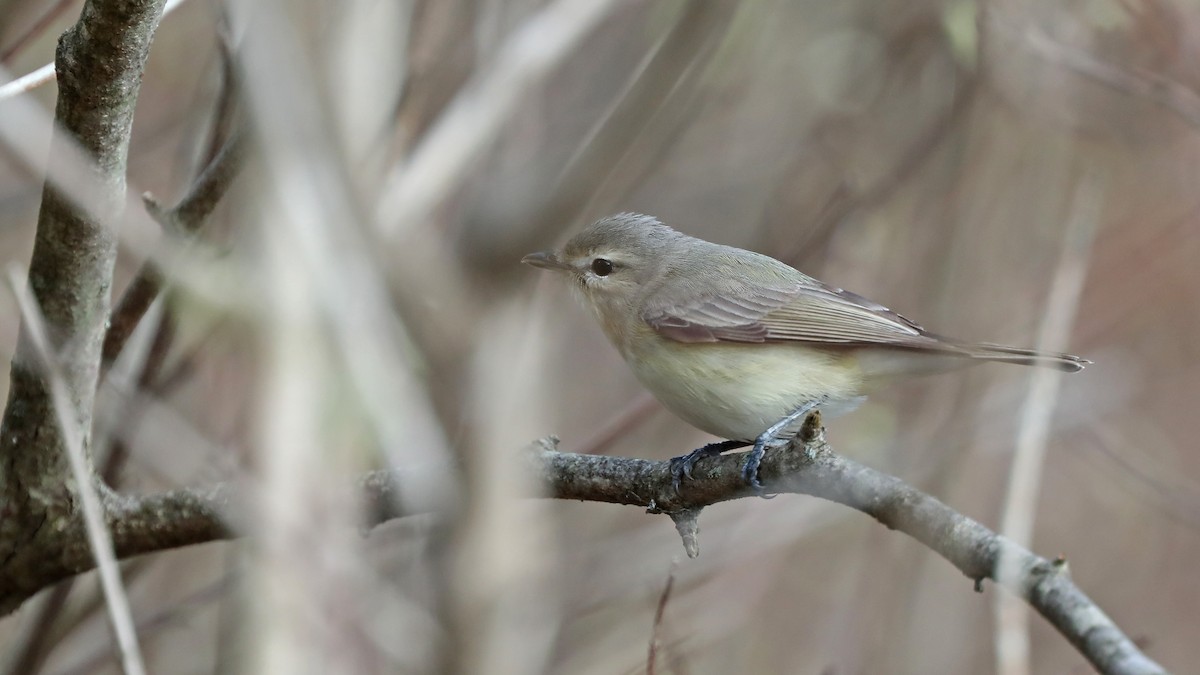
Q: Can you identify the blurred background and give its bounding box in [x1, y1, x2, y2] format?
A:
[1, 0, 1198, 672]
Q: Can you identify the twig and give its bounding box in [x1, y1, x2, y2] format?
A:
[99, 28, 242, 376]
[994, 175, 1102, 675]
[0, 62, 55, 99]
[646, 561, 678, 675]
[572, 393, 659, 456]
[143, 125, 247, 235]
[507, 1, 737, 257]
[0, 0, 79, 64]
[375, 0, 625, 236]
[53, 575, 234, 675]
[990, 13, 1200, 130]
[5, 268, 146, 675]
[1, 582, 72, 675]
[0, 0, 191, 101]
[102, 125, 247, 371]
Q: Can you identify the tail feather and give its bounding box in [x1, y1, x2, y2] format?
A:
[959, 342, 1090, 372]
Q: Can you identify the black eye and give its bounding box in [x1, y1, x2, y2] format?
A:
[591, 258, 614, 276]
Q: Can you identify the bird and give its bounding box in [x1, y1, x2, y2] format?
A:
[522, 213, 1088, 492]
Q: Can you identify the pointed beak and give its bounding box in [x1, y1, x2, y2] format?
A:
[521, 250, 571, 272]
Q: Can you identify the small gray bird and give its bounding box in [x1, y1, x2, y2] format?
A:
[523, 213, 1087, 491]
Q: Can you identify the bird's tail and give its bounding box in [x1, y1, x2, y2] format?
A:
[957, 342, 1090, 372]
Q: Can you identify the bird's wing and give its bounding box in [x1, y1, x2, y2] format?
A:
[642, 275, 946, 349]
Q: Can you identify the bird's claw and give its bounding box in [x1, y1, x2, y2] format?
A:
[668, 453, 701, 495]
[669, 440, 749, 495]
[741, 440, 769, 494]
[741, 400, 826, 496]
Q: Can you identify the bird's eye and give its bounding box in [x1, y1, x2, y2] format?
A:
[591, 258, 614, 276]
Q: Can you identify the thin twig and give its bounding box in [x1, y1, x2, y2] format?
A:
[0, 62, 55, 99]
[990, 13, 1200, 130]
[506, 1, 736, 259]
[572, 393, 659, 456]
[53, 575, 234, 675]
[1, 582, 73, 675]
[102, 126, 247, 371]
[994, 175, 1102, 675]
[375, 0, 626, 236]
[646, 561, 678, 675]
[0, 0, 191, 101]
[0, 0, 79, 64]
[5, 267, 147, 675]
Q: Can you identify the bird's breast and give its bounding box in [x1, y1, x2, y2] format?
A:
[623, 337, 865, 441]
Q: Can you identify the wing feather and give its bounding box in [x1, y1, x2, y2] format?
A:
[642, 274, 945, 349]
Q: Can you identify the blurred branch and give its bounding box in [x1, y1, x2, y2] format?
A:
[5, 268, 146, 675]
[779, 60, 976, 265]
[0, 0, 189, 101]
[500, 1, 736, 257]
[55, 575, 233, 675]
[0, 0, 77, 64]
[102, 123, 247, 371]
[995, 175, 1101, 675]
[646, 561, 677, 675]
[376, 0, 626, 236]
[990, 12, 1200, 129]
[571, 392, 659, 456]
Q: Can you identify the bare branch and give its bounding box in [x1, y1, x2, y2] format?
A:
[527, 425, 1166, 675]
[5, 267, 146, 675]
[1, 419, 1154, 675]
[0, 0, 168, 617]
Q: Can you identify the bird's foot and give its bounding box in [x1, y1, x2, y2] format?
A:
[669, 440, 749, 495]
[741, 399, 828, 494]
[740, 437, 773, 492]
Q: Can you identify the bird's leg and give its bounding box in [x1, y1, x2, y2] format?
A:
[669, 440, 750, 495]
[743, 399, 826, 490]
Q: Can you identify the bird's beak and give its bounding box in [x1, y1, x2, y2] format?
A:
[521, 250, 571, 272]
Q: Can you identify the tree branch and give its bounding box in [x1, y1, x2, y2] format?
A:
[0, 416, 1155, 674]
[536, 435, 1163, 675]
[5, 268, 146, 675]
[0, 0, 168, 612]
